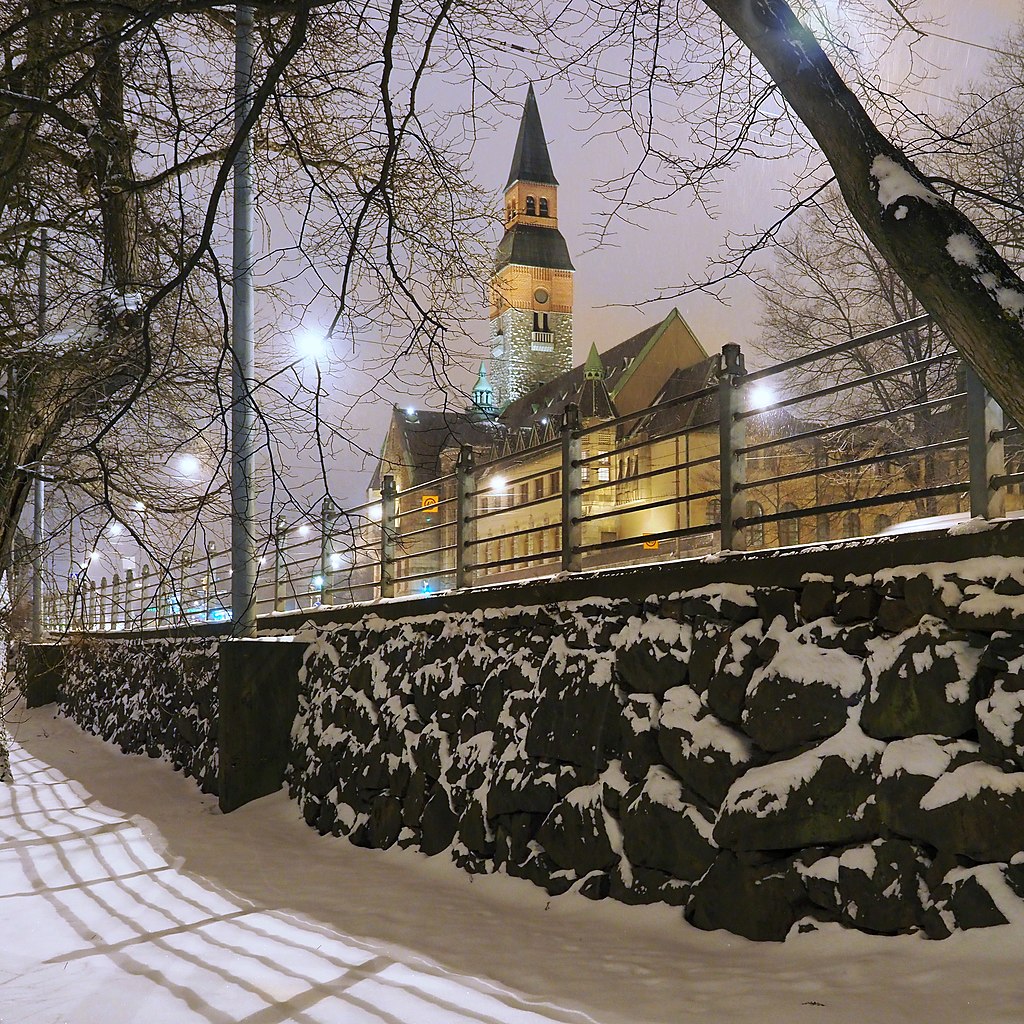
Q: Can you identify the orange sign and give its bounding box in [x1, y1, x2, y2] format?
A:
[421, 495, 439, 511]
[642, 538, 660, 550]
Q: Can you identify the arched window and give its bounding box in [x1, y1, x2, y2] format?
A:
[844, 511, 862, 538]
[707, 498, 721, 526]
[526, 195, 536, 216]
[778, 503, 799, 546]
[746, 500, 765, 548]
[539, 197, 549, 217]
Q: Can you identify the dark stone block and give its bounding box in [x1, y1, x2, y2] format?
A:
[800, 581, 835, 622]
[657, 685, 755, 807]
[487, 760, 561, 818]
[458, 802, 494, 857]
[688, 621, 733, 696]
[526, 652, 618, 770]
[686, 851, 806, 942]
[420, 788, 459, 856]
[878, 598, 920, 634]
[706, 619, 764, 725]
[754, 588, 798, 630]
[715, 732, 883, 852]
[742, 643, 861, 753]
[835, 587, 881, 624]
[862, 619, 985, 740]
[536, 790, 619, 874]
[616, 640, 688, 696]
[620, 770, 717, 881]
[367, 794, 403, 849]
[619, 693, 662, 782]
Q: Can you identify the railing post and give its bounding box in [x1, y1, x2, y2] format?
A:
[718, 343, 748, 551]
[273, 517, 287, 613]
[967, 365, 1006, 520]
[124, 568, 134, 629]
[204, 543, 215, 618]
[379, 474, 397, 598]
[560, 404, 582, 572]
[455, 445, 476, 589]
[112, 573, 121, 631]
[320, 497, 335, 606]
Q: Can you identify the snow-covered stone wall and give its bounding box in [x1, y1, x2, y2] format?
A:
[288, 555, 1024, 941]
[57, 637, 219, 794]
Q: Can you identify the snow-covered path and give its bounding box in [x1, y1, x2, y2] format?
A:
[2, 705, 1023, 1024]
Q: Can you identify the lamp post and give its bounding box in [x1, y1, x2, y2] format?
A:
[231, 3, 257, 637]
[31, 228, 47, 641]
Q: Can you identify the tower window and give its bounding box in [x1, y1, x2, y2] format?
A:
[539, 197, 549, 217]
[533, 311, 549, 332]
[526, 196, 536, 216]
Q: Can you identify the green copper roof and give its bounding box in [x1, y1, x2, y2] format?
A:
[584, 343, 605, 380]
[505, 83, 558, 189]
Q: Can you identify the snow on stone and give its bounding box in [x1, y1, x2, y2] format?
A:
[871, 155, 939, 209]
[839, 843, 878, 877]
[641, 766, 715, 842]
[921, 762, 1024, 810]
[749, 625, 864, 700]
[946, 864, 1024, 926]
[612, 614, 691, 654]
[679, 583, 757, 610]
[976, 687, 1024, 748]
[958, 585, 1024, 622]
[659, 686, 753, 765]
[879, 735, 979, 780]
[723, 719, 884, 819]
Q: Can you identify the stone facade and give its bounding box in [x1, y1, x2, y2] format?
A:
[490, 303, 573, 406]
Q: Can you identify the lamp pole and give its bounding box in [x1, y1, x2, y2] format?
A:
[231, 4, 257, 636]
[31, 229, 47, 642]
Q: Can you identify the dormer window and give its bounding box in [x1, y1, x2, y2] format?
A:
[525, 195, 536, 216]
[539, 197, 548, 217]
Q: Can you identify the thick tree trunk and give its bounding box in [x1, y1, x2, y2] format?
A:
[703, 0, 1024, 425]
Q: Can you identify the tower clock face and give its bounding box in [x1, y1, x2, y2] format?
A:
[534, 288, 549, 304]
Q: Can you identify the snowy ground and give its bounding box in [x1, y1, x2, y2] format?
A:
[2, 705, 1022, 1024]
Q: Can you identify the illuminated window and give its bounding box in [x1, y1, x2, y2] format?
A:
[746, 500, 764, 547]
[778, 503, 799, 546]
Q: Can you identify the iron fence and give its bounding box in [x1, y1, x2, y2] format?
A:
[43, 315, 1018, 633]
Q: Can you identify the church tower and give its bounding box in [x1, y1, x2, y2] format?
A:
[489, 84, 574, 408]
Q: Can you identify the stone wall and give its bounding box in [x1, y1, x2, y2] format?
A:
[55, 637, 220, 794]
[288, 555, 1024, 941]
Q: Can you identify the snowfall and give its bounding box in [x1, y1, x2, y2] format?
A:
[1, 703, 1022, 1024]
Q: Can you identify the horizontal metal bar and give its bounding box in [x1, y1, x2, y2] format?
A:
[738, 436, 968, 493]
[992, 470, 1024, 487]
[613, 415, 722, 457]
[470, 464, 558, 495]
[390, 559, 457, 585]
[393, 519, 453, 542]
[396, 472, 457, 500]
[992, 425, 1023, 441]
[737, 392, 967, 456]
[744, 314, 935, 384]
[577, 486, 719, 525]
[396, 495, 457, 517]
[737, 481, 967, 527]
[466, 549, 561, 573]
[466, 520, 558, 546]
[574, 519, 720, 554]
[737, 351, 957, 422]
[469, 492, 560, 522]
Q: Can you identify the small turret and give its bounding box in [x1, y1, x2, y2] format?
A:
[469, 362, 498, 419]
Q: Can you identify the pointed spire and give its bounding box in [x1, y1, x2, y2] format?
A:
[505, 83, 558, 190]
[584, 343, 605, 381]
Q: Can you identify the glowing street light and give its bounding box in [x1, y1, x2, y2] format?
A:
[748, 383, 777, 411]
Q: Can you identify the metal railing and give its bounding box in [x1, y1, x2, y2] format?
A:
[43, 315, 1019, 633]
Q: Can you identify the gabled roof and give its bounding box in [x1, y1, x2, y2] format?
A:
[371, 406, 505, 490]
[505, 83, 558, 189]
[499, 313, 675, 429]
[623, 360, 719, 437]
